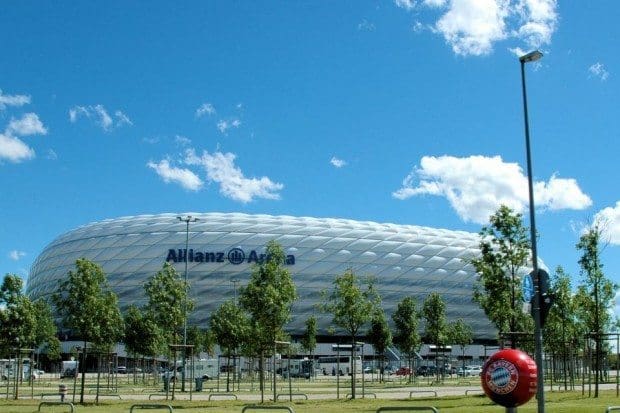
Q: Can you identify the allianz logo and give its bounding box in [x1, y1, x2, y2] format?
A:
[166, 248, 295, 265]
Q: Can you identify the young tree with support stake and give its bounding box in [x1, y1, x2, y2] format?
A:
[239, 240, 297, 403]
[422, 292, 449, 383]
[322, 269, 378, 399]
[449, 318, 473, 376]
[542, 266, 579, 391]
[392, 296, 421, 383]
[210, 300, 249, 392]
[300, 316, 317, 378]
[124, 305, 164, 385]
[53, 259, 123, 404]
[367, 307, 392, 382]
[575, 226, 617, 397]
[471, 205, 533, 348]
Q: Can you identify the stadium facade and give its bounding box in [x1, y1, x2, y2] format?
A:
[27, 212, 497, 340]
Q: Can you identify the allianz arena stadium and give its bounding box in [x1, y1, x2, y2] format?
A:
[27, 212, 496, 340]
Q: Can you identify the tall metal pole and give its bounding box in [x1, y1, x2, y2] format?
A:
[231, 278, 239, 303]
[519, 50, 545, 413]
[177, 215, 198, 392]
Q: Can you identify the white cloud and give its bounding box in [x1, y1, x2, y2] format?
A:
[6, 113, 48, 136]
[114, 110, 133, 127]
[534, 174, 593, 211]
[46, 149, 58, 160]
[434, 0, 510, 56]
[358, 19, 376, 32]
[412, 21, 425, 33]
[94, 105, 113, 130]
[69, 104, 132, 131]
[175, 135, 192, 146]
[424, 0, 447, 7]
[185, 149, 283, 203]
[392, 155, 591, 224]
[196, 103, 216, 118]
[147, 159, 203, 191]
[217, 118, 242, 134]
[142, 137, 160, 144]
[69, 106, 88, 123]
[514, 0, 558, 48]
[0, 135, 31, 162]
[0, 89, 30, 110]
[396, 0, 558, 57]
[8, 250, 26, 261]
[593, 201, 620, 245]
[589, 62, 610, 81]
[0, 113, 48, 163]
[330, 157, 347, 168]
[395, 0, 416, 10]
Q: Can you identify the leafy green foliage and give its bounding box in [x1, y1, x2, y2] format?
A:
[448, 318, 473, 372]
[392, 296, 421, 361]
[124, 305, 163, 358]
[53, 259, 123, 347]
[0, 275, 36, 355]
[422, 292, 449, 380]
[239, 241, 296, 347]
[367, 307, 392, 382]
[239, 240, 297, 401]
[322, 269, 378, 339]
[321, 268, 377, 398]
[575, 226, 618, 396]
[470, 205, 533, 342]
[0, 274, 59, 359]
[300, 316, 317, 355]
[210, 300, 249, 357]
[143, 262, 194, 347]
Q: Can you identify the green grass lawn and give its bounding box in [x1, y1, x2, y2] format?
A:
[2, 391, 620, 413]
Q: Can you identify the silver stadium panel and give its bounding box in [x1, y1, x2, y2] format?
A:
[27, 212, 496, 339]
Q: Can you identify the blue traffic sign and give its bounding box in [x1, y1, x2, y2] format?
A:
[522, 274, 534, 302]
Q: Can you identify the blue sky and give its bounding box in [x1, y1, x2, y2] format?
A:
[1, 1, 619, 314]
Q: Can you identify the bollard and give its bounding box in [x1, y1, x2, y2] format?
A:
[59, 384, 68, 402]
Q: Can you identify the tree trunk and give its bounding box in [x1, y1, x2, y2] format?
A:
[80, 341, 87, 404]
[350, 337, 356, 399]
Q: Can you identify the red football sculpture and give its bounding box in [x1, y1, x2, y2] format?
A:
[481, 349, 537, 408]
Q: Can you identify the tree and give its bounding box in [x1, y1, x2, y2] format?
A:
[239, 240, 297, 403]
[53, 259, 123, 403]
[124, 305, 163, 384]
[300, 316, 317, 377]
[210, 300, 249, 391]
[0, 274, 36, 355]
[449, 319, 473, 375]
[322, 268, 377, 398]
[0, 275, 59, 399]
[32, 299, 61, 363]
[422, 292, 449, 382]
[576, 226, 618, 397]
[144, 262, 194, 349]
[543, 266, 579, 390]
[0, 274, 37, 399]
[392, 297, 421, 383]
[471, 205, 533, 348]
[367, 307, 392, 382]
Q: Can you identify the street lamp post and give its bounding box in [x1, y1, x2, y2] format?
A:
[177, 215, 198, 392]
[230, 278, 239, 303]
[519, 49, 545, 413]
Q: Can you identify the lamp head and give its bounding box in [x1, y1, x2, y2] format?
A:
[519, 50, 543, 63]
[177, 215, 199, 222]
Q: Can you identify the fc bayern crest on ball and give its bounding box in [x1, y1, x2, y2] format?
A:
[481, 348, 537, 408]
[485, 359, 518, 395]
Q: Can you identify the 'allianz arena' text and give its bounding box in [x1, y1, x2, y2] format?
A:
[27, 212, 497, 340]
